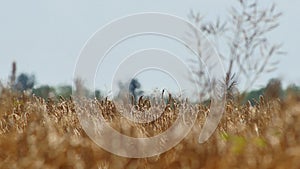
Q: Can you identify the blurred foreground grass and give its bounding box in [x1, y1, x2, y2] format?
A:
[0, 88, 300, 169]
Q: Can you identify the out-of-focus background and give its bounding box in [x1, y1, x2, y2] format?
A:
[0, 0, 299, 100]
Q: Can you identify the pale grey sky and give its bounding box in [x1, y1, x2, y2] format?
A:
[0, 0, 299, 92]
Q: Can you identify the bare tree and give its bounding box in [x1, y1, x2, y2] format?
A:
[188, 0, 284, 98]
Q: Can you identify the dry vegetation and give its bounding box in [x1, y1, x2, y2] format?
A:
[1, 1, 292, 168]
[0, 87, 300, 169]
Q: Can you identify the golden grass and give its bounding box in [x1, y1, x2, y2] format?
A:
[0, 88, 300, 169]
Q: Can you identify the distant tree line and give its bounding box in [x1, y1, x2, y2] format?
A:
[4, 62, 300, 104]
[7, 62, 102, 101]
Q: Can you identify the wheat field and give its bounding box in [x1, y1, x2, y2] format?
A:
[0, 88, 300, 169]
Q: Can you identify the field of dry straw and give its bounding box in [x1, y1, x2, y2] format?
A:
[0, 87, 300, 169]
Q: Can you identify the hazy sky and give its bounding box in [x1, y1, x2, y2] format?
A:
[0, 0, 299, 92]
